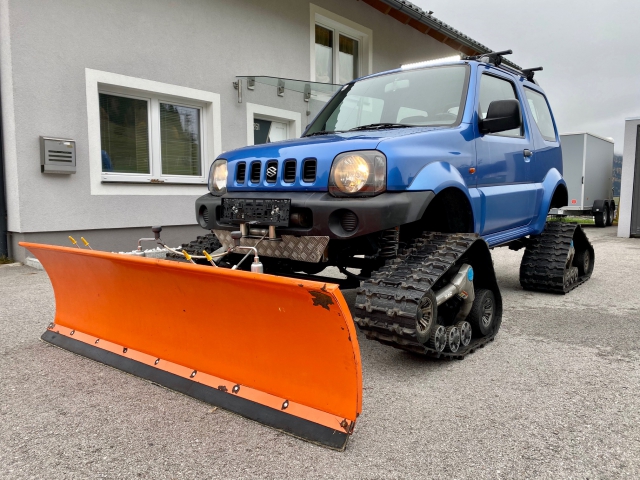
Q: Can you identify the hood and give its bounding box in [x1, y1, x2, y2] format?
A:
[221, 127, 443, 192]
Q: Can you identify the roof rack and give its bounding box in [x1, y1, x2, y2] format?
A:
[522, 67, 543, 82]
[463, 50, 543, 83]
[464, 49, 513, 66]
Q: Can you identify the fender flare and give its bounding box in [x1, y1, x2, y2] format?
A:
[406, 161, 476, 230]
[592, 199, 607, 213]
[407, 161, 471, 196]
[531, 168, 567, 234]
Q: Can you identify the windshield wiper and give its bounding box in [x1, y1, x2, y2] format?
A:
[304, 123, 412, 136]
[303, 130, 345, 137]
[348, 123, 413, 132]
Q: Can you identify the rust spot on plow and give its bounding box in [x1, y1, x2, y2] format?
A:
[309, 291, 334, 310]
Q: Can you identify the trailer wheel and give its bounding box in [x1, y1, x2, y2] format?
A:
[468, 289, 495, 337]
[605, 205, 614, 226]
[594, 211, 606, 228]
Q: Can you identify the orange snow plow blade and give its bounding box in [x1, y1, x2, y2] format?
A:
[21, 242, 362, 450]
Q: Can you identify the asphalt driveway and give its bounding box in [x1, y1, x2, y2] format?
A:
[1, 227, 638, 479]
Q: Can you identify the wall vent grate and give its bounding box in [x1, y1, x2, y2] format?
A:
[40, 137, 76, 174]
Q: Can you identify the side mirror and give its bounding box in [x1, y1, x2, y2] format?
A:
[479, 99, 521, 134]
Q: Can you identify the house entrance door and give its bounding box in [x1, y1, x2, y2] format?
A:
[254, 119, 288, 145]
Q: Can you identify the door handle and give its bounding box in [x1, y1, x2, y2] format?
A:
[523, 149, 533, 157]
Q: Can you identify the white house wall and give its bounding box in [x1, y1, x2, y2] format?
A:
[2, 0, 457, 240]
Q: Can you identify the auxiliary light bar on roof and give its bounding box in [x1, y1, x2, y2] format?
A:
[401, 55, 461, 70]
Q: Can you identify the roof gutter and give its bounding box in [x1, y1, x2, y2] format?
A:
[373, 0, 522, 70]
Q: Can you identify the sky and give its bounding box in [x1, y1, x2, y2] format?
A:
[412, 0, 640, 153]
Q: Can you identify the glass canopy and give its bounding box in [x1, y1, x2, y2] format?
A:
[236, 76, 343, 97]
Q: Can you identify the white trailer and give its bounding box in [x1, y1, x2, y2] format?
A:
[555, 133, 616, 227]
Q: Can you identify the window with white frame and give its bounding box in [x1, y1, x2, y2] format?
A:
[86, 69, 221, 195]
[245, 103, 302, 146]
[311, 5, 371, 85]
[99, 88, 206, 183]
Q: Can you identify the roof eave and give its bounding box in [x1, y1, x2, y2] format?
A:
[363, 0, 522, 70]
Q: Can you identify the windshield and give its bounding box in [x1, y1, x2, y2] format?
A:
[306, 64, 469, 135]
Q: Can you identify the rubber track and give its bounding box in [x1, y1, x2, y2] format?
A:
[519, 222, 594, 294]
[169, 233, 222, 259]
[354, 233, 500, 359]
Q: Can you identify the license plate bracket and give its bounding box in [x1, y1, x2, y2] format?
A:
[221, 198, 291, 226]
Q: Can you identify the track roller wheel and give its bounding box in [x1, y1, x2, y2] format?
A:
[468, 289, 495, 337]
[430, 325, 447, 352]
[456, 321, 472, 347]
[573, 247, 592, 276]
[445, 326, 461, 353]
[416, 290, 437, 344]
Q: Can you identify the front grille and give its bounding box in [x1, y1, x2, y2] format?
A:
[250, 162, 261, 183]
[266, 160, 278, 183]
[302, 158, 317, 183]
[283, 159, 296, 183]
[340, 210, 358, 232]
[236, 162, 246, 183]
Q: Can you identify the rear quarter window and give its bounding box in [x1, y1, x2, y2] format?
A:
[524, 88, 557, 142]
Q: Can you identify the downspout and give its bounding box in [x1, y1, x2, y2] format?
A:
[0, 70, 7, 258]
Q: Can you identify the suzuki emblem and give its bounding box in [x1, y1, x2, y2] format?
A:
[267, 166, 277, 179]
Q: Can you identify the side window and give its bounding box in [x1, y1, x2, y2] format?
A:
[524, 88, 557, 142]
[479, 74, 522, 137]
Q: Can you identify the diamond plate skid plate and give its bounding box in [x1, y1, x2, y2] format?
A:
[214, 230, 329, 263]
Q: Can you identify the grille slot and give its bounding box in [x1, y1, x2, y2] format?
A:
[266, 160, 278, 183]
[250, 162, 262, 183]
[283, 159, 297, 183]
[302, 158, 317, 183]
[236, 162, 246, 183]
[202, 207, 210, 225]
[340, 211, 358, 232]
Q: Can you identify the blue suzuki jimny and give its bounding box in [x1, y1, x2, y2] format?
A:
[190, 52, 593, 357]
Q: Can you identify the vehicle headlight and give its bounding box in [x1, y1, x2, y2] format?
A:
[329, 151, 386, 197]
[209, 159, 227, 195]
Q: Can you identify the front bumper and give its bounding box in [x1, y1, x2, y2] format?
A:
[195, 190, 434, 239]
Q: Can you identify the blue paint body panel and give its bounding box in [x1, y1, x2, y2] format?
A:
[214, 61, 566, 247]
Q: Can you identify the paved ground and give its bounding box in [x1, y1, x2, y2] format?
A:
[1, 227, 639, 479]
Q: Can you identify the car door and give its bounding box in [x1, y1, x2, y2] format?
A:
[475, 70, 537, 235]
